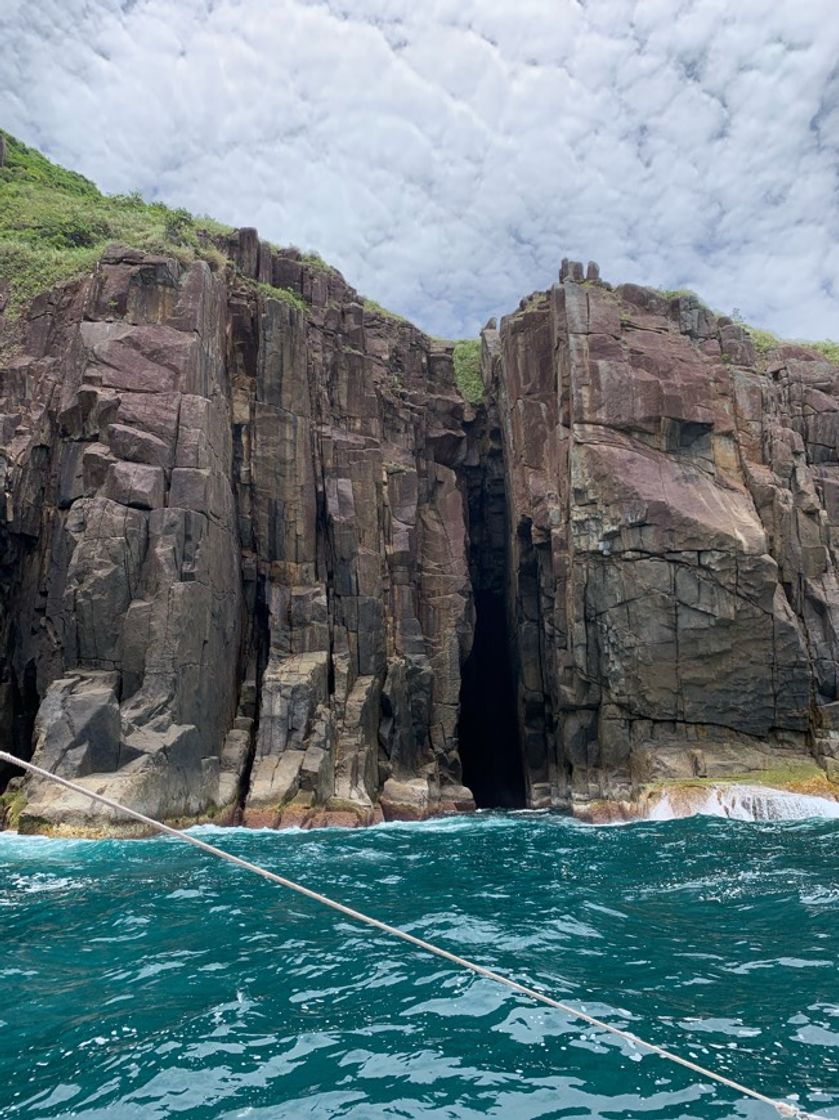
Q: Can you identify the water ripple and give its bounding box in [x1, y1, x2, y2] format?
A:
[0, 814, 837, 1119]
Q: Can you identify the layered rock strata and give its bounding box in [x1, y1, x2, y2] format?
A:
[1, 244, 838, 833]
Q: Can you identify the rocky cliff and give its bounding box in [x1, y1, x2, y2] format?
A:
[1, 209, 838, 832]
[486, 263, 839, 813]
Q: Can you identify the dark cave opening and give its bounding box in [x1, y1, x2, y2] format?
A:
[458, 590, 526, 809]
[232, 576, 271, 824]
[0, 660, 39, 797]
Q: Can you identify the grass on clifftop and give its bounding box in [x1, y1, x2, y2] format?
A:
[362, 296, 409, 323]
[7, 131, 838, 368]
[0, 131, 242, 319]
[0, 131, 304, 321]
[656, 286, 706, 303]
[746, 325, 839, 364]
[452, 338, 483, 402]
[653, 284, 839, 364]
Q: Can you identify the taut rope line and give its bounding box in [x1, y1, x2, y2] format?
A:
[0, 749, 824, 1120]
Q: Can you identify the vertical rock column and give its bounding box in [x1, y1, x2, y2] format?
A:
[236, 259, 476, 826]
[16, 251, 244, 829]
[487, 292, 567, 808]
[241, 294, 334, 822]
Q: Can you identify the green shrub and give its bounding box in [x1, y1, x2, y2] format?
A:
[363, 297, 408, 323]
[807, 339, 839, 363]
[303, 251, 337, 275]
[254, 280, 308, 314]
[453, 338, 483, 402]
[747, 326, 782, 357]
[657, 287, 705, 304]
[746, 326, 839, 365]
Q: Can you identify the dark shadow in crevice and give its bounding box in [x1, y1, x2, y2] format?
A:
[458, 590, 526, 809]
[0, 660, 39, 796]
[233, 576, 271, 823]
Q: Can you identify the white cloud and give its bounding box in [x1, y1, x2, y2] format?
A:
[1, 0, 838, 340]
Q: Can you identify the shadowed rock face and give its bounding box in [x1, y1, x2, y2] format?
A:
[0, 246, 837, 833]
[0, 240, 475, 831]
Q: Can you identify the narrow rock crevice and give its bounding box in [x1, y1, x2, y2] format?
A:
[233, 575, 270, 822]
[458, 408, 526, 809]
[0, 659, 39, 796]
[459, 589, 525, 808]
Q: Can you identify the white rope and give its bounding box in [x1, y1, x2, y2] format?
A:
[0, 749, 825, 1120]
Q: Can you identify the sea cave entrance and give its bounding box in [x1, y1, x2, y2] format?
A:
[458, 590, 526, 809]
[0, 659, 39, 798]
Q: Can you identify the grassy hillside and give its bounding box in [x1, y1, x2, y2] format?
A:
[0, 130, 237, 319]
[0, 132, 487, 398]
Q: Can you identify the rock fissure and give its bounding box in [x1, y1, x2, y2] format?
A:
[457, 401, 526, 809]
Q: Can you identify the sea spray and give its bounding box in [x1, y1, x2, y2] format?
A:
[647, 785, 839, 822]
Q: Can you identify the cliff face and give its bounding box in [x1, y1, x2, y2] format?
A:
[1, 241, 838, 833]
[0, 238, 475, 831]
[490, 265, 839, 810]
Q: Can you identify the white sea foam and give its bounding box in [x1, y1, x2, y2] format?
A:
[647, 784, 839, 822]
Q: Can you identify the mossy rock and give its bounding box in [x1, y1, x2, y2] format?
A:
[0, 789, 26, 831]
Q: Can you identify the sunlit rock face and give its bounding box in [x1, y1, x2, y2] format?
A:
[489, 261, 839, 811]
[1, 245, 838, 833]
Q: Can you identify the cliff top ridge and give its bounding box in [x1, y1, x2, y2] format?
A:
[1, 129, 837, 374]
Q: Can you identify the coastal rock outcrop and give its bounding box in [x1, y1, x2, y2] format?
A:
[489, 268, 839, 809]
[0, 239, 474, 831]
[1, 240, 838, 832]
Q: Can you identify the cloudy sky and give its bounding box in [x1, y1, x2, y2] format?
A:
[1, 0, 838, 340]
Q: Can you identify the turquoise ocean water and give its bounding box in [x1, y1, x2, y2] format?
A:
[0, 812, 837, 1119]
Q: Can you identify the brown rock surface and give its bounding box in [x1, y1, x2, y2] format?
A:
[1, 245, 838, 832]
[489, 267, 839, 810]
[0, 241, 473, 831]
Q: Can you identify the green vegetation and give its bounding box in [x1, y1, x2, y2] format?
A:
[452, 338, 483, 402]
[747, 326, 782, 358]
[516, 292, 547, 315]
[302, 251, 338, 275]
[650, 281, 839, 368]
[254, 280, 308, 314]
[362, 297, 408, 323]
[809, 339, 839, 363]
[0, 788, 26, 830]
[657, 287, 704, 303]
[745, 325, 839, 364]
[0, 130, 236, 319]
[0, 131, 327, 324]
[10, 130, 837, 376]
